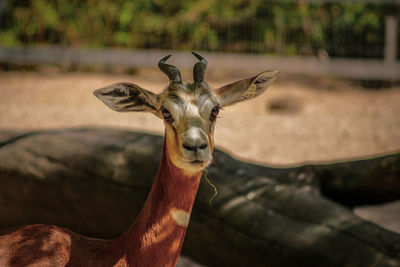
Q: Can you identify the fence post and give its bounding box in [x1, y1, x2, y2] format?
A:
[384, 15, 398, 65]
[0, 0, 6, 22]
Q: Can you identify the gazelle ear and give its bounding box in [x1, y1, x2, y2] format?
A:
[214, 70, 279, 107]
[94, 82, 160, 115]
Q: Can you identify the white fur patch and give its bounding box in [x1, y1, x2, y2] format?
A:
[171, 209, 190, 227]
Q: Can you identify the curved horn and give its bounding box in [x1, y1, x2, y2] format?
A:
[158, 55, 182, 84]
[192, 52, 207, 84]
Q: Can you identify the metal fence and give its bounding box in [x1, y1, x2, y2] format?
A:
[0, 1, 399, 80]
[134, 2, 397, 61]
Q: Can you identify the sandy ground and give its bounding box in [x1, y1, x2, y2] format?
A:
[0, 69, 400, 265]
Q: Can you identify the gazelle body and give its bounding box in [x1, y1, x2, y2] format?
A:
[0, 53, 278, 266]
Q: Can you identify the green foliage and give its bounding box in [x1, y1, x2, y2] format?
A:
[0, 0, 396, 58]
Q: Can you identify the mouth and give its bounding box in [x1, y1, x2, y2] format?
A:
[181, 158, 208, 166]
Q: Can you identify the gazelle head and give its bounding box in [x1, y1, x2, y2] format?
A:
[94, 53, 279, 174]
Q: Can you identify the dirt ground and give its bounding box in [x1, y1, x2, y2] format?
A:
[0, 69, 400, 265]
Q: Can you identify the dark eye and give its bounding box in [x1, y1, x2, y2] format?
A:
[161, 107, 174, 123]
[209, 106, 220, 122]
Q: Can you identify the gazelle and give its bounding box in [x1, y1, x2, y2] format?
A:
[0, 53, 278, 266]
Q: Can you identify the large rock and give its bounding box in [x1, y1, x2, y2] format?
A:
[0, 128, 399, 267]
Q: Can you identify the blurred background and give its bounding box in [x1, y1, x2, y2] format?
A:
[0, 0, 399, 80]
[0, 0, 399, 264]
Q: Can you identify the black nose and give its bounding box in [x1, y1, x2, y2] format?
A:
[183, 142, 208, 152]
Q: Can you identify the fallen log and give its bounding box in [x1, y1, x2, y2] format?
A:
[0, 128, 399, 267]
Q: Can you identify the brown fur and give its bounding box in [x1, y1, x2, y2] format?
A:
[0, 139, 202, 267]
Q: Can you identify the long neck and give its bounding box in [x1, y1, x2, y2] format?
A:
[116, 140, 202, 266]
